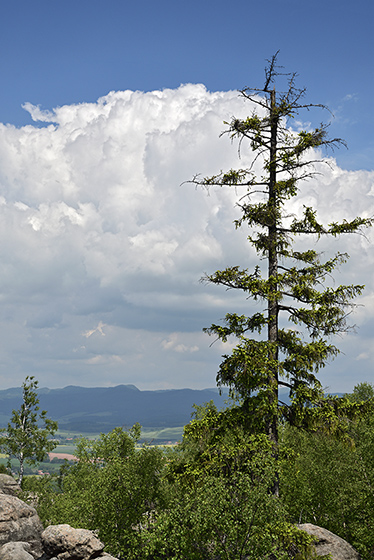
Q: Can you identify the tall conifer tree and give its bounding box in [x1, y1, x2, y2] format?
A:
[191, 54, 372, 493]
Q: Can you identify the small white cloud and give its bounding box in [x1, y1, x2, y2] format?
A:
[342, 93, 358, 102]
[174, 344, 199, 353]
[85, 354, 125, 366]
[14, 201, 29, 211]
[82, 321, 107, 338]
[28, 202, 91, 234]
[161, 333, 199, 353]
[22, 102, 57, 123]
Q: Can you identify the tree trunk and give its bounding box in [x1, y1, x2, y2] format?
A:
[267, 88, 279, 496]
[18, 450, 24, 485]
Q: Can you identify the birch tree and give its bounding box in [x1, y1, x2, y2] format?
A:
[0, 376, 58, 484]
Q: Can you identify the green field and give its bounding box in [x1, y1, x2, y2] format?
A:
[54, 426, 184, 448]
[0, 425, 185, 477]
[52, 444, 77, 455]
[137, 426, 184, 443]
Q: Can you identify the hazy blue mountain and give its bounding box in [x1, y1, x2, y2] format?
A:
[0, 384, 230, 432]
[0, 384, 345, 433]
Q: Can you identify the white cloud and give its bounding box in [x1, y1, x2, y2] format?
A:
[82, 321, 107, 338]
[0, 84, 372, 392]
[161, 333, 199, 353]
[22, 103, 56, 123]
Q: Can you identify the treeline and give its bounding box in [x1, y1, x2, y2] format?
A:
[20, 382, 374, 560]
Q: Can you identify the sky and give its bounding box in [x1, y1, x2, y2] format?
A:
[0, 0, 373, 392]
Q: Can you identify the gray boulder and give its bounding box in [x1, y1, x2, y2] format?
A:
[41, 524, 104, 560]
[298, 523, 361, 560]
[0, 541, 34, 560]
[0, 493, 43, 557]
[0, 474, 21, 496]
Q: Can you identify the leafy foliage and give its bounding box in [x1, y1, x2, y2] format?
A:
[345, 382, 374, 403]
[141, 471, 316, 560]
[143, 402, 322, 560]
[167, 401, 275, 482]
[0, 376, 58, 484]
[24, 426, 167, 558]
[281, 411, 374, 560]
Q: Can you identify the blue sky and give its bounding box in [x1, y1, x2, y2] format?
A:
[0, 0, 373, 392]
[2, 0, 373, 170]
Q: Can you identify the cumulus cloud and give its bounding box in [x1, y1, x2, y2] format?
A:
[0, 84, 372, 392]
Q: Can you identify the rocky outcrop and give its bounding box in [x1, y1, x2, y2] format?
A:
[0, 486, 116, 560]
[0, 541, 35, 560]
[298, 523, 361, 560]
[41, 524, 107, 559]
[0, 522, 118, 559]
[0, 493, 43, 557]
[0, 474, 21, 497]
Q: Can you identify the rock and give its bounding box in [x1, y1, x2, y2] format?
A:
[298, 523, 361, 560]
[0, 493, 43, 557]
[0, 474, 21, 496]
[0, 541, 34, 560]
[41, 524, 104, 560]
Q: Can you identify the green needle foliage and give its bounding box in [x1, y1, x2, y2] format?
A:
[0, 376, 58, 484]
[190, 53, 372, 493]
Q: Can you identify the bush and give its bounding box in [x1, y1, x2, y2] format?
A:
[140, 469, 317, 560]
[281, 423, 374, 559]
[23, 426, 167, 558]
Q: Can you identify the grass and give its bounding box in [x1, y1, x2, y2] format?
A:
[138, 426, 184, 443]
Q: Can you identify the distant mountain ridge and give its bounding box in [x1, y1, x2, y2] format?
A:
[0, 384, 231, 432]
[0, 384, 345, 433]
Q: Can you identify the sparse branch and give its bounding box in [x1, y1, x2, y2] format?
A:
[264, 51, 280, 92]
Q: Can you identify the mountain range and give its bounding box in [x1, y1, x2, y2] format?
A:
[0, 384, 345, 434]
[0, 384, 231, 433]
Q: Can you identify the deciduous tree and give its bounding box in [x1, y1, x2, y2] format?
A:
[345, 382, 374, 403]
[0, 376, 58, 484]
[27, 426, 166, 558]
